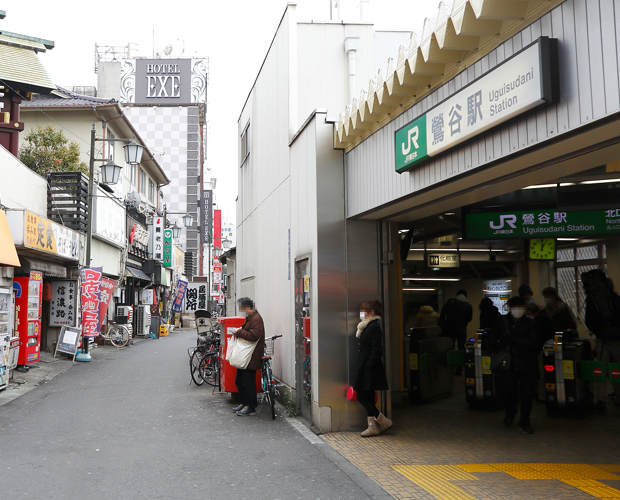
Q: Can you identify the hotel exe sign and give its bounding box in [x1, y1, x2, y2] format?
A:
[394, 37, 559, 173]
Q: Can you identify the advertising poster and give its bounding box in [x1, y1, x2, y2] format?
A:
[99, 278, 116, 328]
[80, 267, 103, 337]
[171, 280, 188, 314]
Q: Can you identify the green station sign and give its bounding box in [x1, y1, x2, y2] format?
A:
[465, 208, 620, 240]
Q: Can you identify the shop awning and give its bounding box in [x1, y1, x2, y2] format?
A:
[126, 266, 151, 281]
[0, 210, 20, 266]
[17, 258, 66, 278]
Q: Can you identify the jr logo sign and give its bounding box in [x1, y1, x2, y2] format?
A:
[489, 215, 517, 230]
[395, 116, 428, 173]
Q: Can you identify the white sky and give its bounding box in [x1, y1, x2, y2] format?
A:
[7, 0, 444, 220]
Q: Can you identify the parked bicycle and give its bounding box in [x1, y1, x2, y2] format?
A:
[100, 321, 130, 348]
[260, 335, 282, 420]
[188, 328, 220, 387]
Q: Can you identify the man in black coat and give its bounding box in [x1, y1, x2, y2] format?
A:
[500, 296, 541, 434]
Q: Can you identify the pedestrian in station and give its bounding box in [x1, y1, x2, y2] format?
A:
[500, 297, 540, 434]
[582, 270, 620, 410]
[353, 299, 391, 437]
[439, 289, 473, 375]
[413, 302, 440, 328]
[231, 297, 265, 416]
[519, 283, 535, 304]
[479, 297, 501, 330]
[541, 287, 577, 335]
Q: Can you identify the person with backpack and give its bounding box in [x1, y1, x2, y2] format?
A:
[439, 289, 473, 375]
[582, 270, 620, 410]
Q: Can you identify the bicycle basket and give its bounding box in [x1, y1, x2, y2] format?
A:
[264, 338, 275, 356]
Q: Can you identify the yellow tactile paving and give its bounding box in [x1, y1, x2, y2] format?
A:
[457, 464, 498, 473]
[526, 463, 620, 480]
[595, 465, 620, 473]
[392, 465, 479, 500]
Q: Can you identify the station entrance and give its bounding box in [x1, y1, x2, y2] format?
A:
[383, 165, 620, 420]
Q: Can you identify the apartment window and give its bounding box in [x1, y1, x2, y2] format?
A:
[126, 163, 138, 186]
[240, 123, 250, 165]
[148, 179, 155, 203]
[140, 168, 147, 194]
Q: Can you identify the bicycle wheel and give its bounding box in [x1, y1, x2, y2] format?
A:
[190, 350, 205, 386]
[200, 352, 220, 386]
[109, 326, 129, 348]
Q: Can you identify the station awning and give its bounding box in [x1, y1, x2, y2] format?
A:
[126, 266, 151, 281]
[0, 210, 20, 266]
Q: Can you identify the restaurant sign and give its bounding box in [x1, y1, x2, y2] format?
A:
[465, 208, 620, 240]
[395, 37, 559, 173]
[163, 229, 173, 268]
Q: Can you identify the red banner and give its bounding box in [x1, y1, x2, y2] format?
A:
[214, 209, 221, 248]
[99, 278, 116, 328]
[80, 267, 102, 337]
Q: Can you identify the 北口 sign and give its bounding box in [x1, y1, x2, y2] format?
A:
[395, 37, 558, 173]
[427, 253, 460, 268]
[120, 58, 208, 105]
[49, 280, 77, 327]
[465, 208, 620, 239]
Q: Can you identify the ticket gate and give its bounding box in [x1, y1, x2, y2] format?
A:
[542, 332, 589, 417]
[464, 330, 503, 409]
[407, 326, 454, 404]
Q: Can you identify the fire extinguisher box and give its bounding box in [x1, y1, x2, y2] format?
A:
[219, 316, 262, 393]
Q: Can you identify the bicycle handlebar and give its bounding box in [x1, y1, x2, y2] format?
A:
[267, 335, 283, 340]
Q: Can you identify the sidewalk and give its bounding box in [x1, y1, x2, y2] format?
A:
[321, 386, 620, 500]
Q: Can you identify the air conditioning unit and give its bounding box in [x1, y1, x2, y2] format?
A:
[126, 191, 141, 208]
[136, 305, 151, 337]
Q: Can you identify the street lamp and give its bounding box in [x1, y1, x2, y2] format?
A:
[171, 223, 182, 239]
[213, 246, 223, 258]
[182, 213, 194, 228]
[80, 124, 146, 363]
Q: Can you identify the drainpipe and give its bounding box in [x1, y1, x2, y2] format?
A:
[344, 37, 360, 105]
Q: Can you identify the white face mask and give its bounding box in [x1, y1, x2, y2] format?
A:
[360, 312, 366, 321]
[544, 297, 554, 306]
[239, 310, 247, 318]
[511, 307, 525, 319]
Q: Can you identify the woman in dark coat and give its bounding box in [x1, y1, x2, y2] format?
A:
[479, 297, 501, 330]
[353, 300, 391, 437]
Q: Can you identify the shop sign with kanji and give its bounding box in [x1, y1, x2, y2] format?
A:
[49, 280, 77, 327]
[152, 216, 164, 261]
[163, 229, 173, 268]
[80, 267, 102, 337]
[394, 37, 558, 173]
[184, 283, 208, 312]
[171, 279, 188, 313]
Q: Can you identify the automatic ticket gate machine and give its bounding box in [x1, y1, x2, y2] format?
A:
[464, 329, 502, 409]
[542, 331, 589, 416]
[407, 326, 454, 404]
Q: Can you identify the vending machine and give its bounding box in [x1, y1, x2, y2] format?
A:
[14, 271, 43, 366]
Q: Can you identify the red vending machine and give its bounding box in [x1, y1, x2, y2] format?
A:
[14, 271, 43, 365]
[219, 316, 262, 393]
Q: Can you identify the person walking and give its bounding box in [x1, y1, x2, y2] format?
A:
[499, 297, 541, 434]
[479, 297, 501, 330]
[413, 303, 440, 328]
[541, 287, 577, 334]
[232, 297, 265, 416]
[440, 289, 473, 375]
[353, 300, 391, 437]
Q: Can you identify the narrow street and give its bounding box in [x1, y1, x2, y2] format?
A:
[1, 330, 379, 500]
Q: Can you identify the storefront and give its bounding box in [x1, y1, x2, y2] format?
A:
[335, 0, 620, 426]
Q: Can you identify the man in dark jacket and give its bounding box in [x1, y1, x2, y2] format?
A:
[232, 297, 265, 416]
[500, 297, 540, 434]
[440, 289, 473, 375]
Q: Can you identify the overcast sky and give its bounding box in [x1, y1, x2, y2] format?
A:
[8, 0, 444, 219]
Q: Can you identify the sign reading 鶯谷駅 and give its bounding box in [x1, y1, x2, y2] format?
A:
[465, 208, 620, 240]
[395, 37, 558, 173]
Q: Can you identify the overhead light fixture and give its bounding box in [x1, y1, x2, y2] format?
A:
[522, 184, 557, 189]
[402, 278, 460, 281]
[410, 248, 506, 252]
[581, 178, 620, 184]
[444, 212, 455, 216]
[557, 237, 579, 241]
[403, 288, 436, 291]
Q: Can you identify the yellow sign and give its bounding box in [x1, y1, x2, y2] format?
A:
[546, 383, 556, 391]
[563, 360, 575, 380]
[25, 211, 57, 254]
[410, 353, 418, 370]
[304, 275, 310, 293]
[466, 378, 475, 385]
[481, 356, 491, 375]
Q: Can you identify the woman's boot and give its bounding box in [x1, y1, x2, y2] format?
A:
[375, 412, 392, 433]
[360, 416, 381, 437]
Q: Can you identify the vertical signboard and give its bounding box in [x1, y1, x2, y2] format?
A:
[49, 280, 78, 327]
[184, 283, 208, 312]
[214, 209, 221, 248]
[80, 267, 103, 337]
[200, 190, 213, 245]
[171, 280, 188, 314]
[152, 216, 164, 261]
[163, 229, 173, 268]
[99, 278, 116, 328]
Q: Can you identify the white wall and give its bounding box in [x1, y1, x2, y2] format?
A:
[0, 145, 47, 215]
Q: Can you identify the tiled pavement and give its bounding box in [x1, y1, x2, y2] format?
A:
[321, 383, 620, 500]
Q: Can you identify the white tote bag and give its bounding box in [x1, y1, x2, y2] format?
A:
[227, 337, 259, 369]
